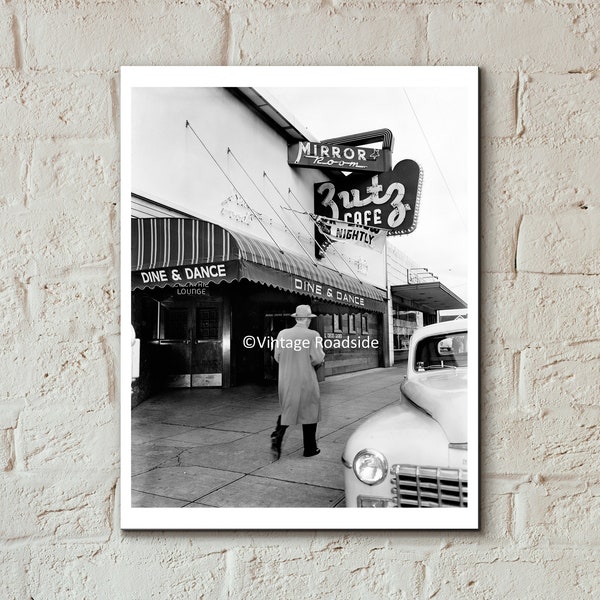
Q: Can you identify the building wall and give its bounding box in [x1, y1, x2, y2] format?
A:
[132, 87, 387, 290]
[1, 3, 599, 599]
[387, 242, 419, 287]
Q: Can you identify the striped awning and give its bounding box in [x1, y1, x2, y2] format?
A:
[131, 218, 387, 312]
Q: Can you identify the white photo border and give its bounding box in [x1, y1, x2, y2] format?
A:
[120, 66, 479, 530]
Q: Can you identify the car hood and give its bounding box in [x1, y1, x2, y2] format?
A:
[401, 369, 467, 443]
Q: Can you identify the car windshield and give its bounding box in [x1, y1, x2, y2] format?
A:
[414, 331, 468, 371]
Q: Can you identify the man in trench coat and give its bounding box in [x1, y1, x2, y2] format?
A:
[271, 305, 325, 458]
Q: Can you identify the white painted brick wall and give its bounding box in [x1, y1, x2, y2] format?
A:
[482, 140, 600, 212]
[0, 72, 114, 138]
[524, 73, 600, 141]
[518, 210, 599, 273]
[230, 6, 427, 65]
[26, 3, 228, 70]
[1, 0, 599, 597]
[0, 6, 16, 68]
[0, 143, 29, 209]
[428, 4, 599, 71]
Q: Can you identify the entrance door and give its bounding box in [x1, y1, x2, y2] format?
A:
[192, 306, 223, 386]
[159, 302, 223, 387]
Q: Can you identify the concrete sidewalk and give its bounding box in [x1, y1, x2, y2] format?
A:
[130, 362, 406, 508]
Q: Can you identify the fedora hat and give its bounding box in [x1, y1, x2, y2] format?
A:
[291, 305, 316, 318]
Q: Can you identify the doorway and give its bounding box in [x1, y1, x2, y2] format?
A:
[158, 301, 223, 387]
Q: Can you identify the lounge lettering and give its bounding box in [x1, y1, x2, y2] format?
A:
[177, 286, 207, 295]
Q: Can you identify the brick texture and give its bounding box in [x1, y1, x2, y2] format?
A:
[428, 4, 600, 72]
[26, 3, 228, 71]
[1, 0, 599, 597]
[0, 72, 113, 138]
[483, 139, 600, 213]
[0, 142, 28, 209]
[0, 7, 16, 68]
[230, 7, 427, 65]
[517, 209, 600, 274]
[524, 73, 600, 141]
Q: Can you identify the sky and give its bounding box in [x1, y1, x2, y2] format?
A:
[265, 85, 474, 302]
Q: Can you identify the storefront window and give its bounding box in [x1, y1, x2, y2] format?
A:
[162, 307, 188, 340]
[392, 306, 422, 351]
[349, 314, 356, 334]
[361, 314, 369, 334]
[333, 314, 342, 333]
[196, 307, 219, 340]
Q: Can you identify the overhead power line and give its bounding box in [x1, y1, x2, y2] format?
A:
[402, 90, 467, 231]
[185, 119, 284, 252]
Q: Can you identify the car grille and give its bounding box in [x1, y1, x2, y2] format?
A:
[390, 465, 468, 507]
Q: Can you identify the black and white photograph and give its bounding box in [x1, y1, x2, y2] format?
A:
[120, 66, 479, 529]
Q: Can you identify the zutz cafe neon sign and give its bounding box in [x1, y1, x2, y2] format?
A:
[288, 130, 421, 236]
[315, 159, 422, 235]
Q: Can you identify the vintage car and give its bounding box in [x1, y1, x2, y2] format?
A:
[342, 319, 468, 508]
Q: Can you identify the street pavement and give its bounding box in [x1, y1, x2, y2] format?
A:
[130, 362, 407, 508]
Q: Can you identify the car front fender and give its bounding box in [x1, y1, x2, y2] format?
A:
[343, 400, 450, 471]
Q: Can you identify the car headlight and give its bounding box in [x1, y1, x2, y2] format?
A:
[352, 449, 388, 485]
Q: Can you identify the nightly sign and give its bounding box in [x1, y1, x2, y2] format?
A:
[313, 216, 387, 253]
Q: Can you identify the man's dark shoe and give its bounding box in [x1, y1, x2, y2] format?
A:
[270, 415, 283, 458]
[271, 431, 284, 459]
[303, 448, 320, 457]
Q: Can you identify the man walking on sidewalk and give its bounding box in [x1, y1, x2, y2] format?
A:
[271, 305, 325, 459]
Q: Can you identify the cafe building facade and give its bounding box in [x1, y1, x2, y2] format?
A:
[130, 87, 393, 400]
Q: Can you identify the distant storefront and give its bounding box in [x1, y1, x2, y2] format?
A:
[386, 245, 467, 358]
